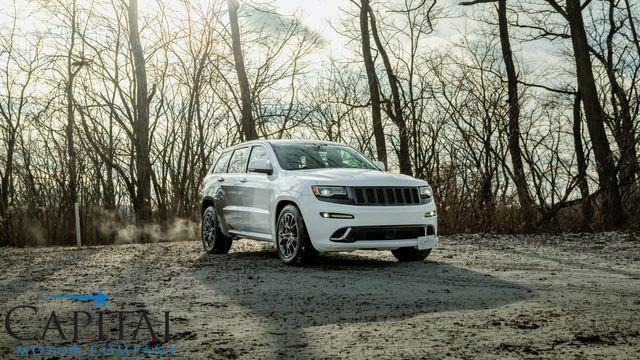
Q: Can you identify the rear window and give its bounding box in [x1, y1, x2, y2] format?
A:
[212, 151, 231, 174]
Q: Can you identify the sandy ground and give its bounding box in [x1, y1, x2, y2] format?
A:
[1, 233, 639, 359]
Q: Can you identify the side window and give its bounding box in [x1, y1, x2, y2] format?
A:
[212, 151, 231, 174]
[227, 147, 250, 173]
[247, 146, 269, 167]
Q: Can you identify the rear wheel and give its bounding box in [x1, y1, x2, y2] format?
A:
[202, 206, 232, 254]
[276, 205, 318, 265]
[391, 247, 431, 262]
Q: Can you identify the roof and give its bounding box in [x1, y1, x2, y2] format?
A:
[223, 139, 344, 148]
[266, 139, 343, 146]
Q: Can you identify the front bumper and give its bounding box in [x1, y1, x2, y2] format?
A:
[298, 195, 438, 252]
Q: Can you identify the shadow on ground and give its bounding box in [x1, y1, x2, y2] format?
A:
[188, 246, 535, 357]
[0, 243, 537, 359]
[0, 248, 100, 299]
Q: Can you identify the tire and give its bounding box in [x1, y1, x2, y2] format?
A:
[202, 205, 233, 254]
[391, 247, 431, 262]
[276, 205, 318, 265]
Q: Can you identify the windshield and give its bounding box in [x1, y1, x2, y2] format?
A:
[272, 143, 378, 171]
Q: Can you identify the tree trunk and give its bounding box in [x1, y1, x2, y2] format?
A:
[0, 132, 14, 246]
[497, 0, 536, 224]
[128, 0, 152, 224]
[65, 0, 78, 244]
[604, 0, 637, 187]
[359, 0, 387, 167]
[0, 134, 13, 217]
[228, 0, 257, 141]
[368, 5, 411, 175]
[566, 0, 623, 228]
[622, 0, 640, 184]
[104, 111, 116, 211]
[572, 89, 592, 229]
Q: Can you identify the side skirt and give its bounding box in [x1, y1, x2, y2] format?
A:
[228, 230, 274, 243]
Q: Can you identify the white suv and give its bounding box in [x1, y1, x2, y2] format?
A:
[200, 140, 438, 265]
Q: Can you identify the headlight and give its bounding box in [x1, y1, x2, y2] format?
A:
[419, 186, 433, 199]
[311, 185, 348, 198]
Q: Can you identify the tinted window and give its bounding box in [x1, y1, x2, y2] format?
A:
[248, 146, 269, 166]
[227, 147, 250, 173]
[212, 151, 231, 174]
[272, 144, 377, 170]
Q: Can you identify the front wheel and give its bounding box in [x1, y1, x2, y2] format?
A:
[391, 247, 431, 262]
[202, 206, 233, 254]
[276, 205, 318, 265]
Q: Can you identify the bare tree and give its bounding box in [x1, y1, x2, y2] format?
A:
[228, 0, 257, 141]
[561, 0, 623, 227]
[65, 0, 79, 232]
[1, 0, 640, 247]
[496, 0, 536, 224]
[587, 0, 638, 188]
[461, 0, 537, 225]
[0, 7, 48, 245]
[368, 4, 411, 175]
[359, 0, 387, 167]
[127, 0, 152, 223]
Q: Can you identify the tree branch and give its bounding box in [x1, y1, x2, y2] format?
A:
[460, 0, 496, 5]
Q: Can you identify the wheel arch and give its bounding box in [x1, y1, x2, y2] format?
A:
[274, 199, 299, 225]
[202, 195, 233, 237]
[271, 196, 306, 238]
[201, 196, 216, 216]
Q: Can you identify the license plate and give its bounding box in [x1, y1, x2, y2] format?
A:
[418, 235, 436, 250]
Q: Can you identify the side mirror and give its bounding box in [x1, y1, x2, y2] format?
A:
[248, 159, 273, 175]
[374, 160, 386, 171]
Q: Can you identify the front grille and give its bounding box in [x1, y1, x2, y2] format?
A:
[352, 187, 420, 206]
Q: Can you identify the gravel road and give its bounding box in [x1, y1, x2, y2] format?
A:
[1, 233, 639, 359]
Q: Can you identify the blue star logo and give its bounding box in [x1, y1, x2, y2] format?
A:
[48, 290, 109, 309]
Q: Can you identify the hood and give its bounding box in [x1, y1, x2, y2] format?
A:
[284, 168, 426, 187]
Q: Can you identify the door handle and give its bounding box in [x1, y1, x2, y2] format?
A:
[217, 178, 225, 182]
[239, 177, 248, 183]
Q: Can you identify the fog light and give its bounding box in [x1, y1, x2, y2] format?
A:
[320, 212, 354, 219]
[424, 210, 437, 218]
